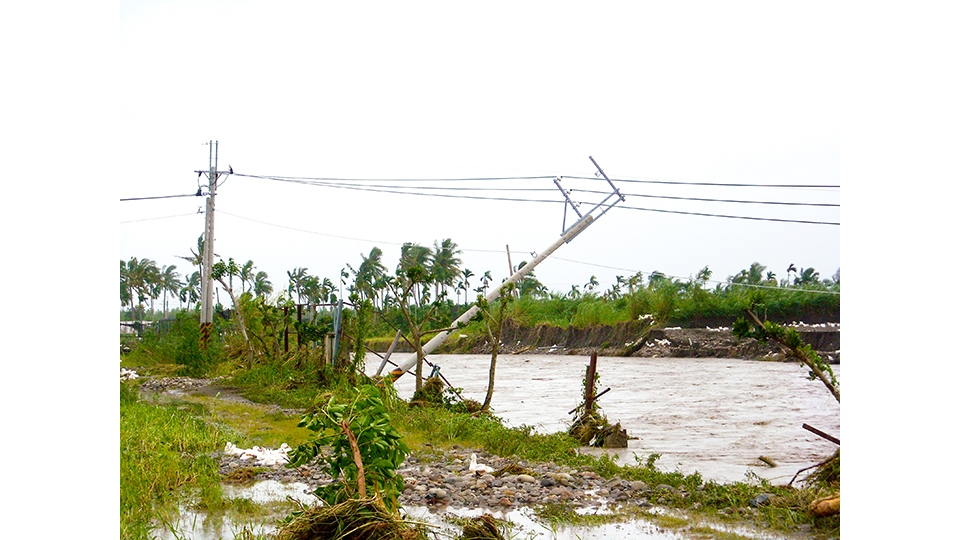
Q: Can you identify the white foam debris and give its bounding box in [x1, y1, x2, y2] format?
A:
[224, 442, 292, 466]
[120, 368, 139, 381]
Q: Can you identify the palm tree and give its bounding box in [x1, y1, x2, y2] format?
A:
[253, 271, 273, 298]
[120, 260, 131, 317]
[239, 260, 255, 294]
[430, 238, 463, 300]
[398, 243, 432, 304]
[180, 271, 201, 309]
[460, 268, 474, 305]
[124, 257, 160, 321]
[287, 267, 308, 303]
[159, 264, 182, 318]
[795, 267, 821, 287]
[515, 261, 546, 298]
[584, 275, 599, 295]
[355, 247, 387, 308]
[481, 270, 492, 294]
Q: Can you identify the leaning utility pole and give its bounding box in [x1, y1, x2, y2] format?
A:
[197, 141, 229, 347]
[388, 156, 626, 381]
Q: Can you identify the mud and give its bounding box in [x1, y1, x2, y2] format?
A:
[442, 320, 840, 363]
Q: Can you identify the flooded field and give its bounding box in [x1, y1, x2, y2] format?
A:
[369, 353, 841, 485]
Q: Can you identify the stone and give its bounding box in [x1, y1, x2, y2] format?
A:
[517, 474, 536, 484]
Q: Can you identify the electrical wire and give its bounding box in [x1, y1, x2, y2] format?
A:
[120, 192, 202, 202]
[616, 204, 839, 226]
[120, 212, 200, 224]
[233, 173, 554, 182]
[561, 175, 840, 189]
[567, 188, 839, 208]
[238, 174, 839, 226]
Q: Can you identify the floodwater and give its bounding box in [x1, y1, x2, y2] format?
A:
[153, 353, 840, 539]
[369, 353, 840, 485]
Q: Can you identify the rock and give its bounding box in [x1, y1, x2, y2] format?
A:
[517, 474, 536, 484]
[749, 493, 774, 507]
[428, 487, 448, 499]
[628, 480, 648, 492]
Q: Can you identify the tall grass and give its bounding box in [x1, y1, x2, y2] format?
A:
[120, 382, 230, 539]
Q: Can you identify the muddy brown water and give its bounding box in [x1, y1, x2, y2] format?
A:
[369, 353, 840, 485]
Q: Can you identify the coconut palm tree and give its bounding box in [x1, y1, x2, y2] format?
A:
[124, 257, 160, 321]
[159, 264, 182, 318]
[120, 260, 131, 317]
[795, 267, 821, 287]
[354, 247, 388, 308]
[239, 260, 255, 294]
[180, 271, 201, 309]
[430, 238, 462, 300]
[253, 270, 273, 298]
[287, 267, 309, 303]
[398, 243, 432, 304]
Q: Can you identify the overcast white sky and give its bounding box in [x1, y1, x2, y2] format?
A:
[118, 2, 846, 301]
[4, 2, 960, 534]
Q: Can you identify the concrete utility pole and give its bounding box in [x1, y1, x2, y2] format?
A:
[388, 156, 626, 381]
[198, 141, 228, 347]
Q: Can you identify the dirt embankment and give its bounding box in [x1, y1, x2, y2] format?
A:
[449, 319, 840, 364]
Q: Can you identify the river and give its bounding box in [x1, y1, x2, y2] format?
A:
[368, 353, 841, 485]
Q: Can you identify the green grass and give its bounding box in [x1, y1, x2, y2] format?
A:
[120, 382, 231, 539]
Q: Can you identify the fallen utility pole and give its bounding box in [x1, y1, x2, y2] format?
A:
[389, 157, 625, 381]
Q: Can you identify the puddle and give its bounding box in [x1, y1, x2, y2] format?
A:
[403, 504, 684, 539]
[152, 481, 314, 540]
[156, 480, 682, 540]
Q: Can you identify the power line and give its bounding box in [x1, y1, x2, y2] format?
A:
[233, 173, 554, 182]
[568, 188, 839, 208]
[120, 212, 199, 224]
[239, 174, 839, 226]
[616, 204, 839, 226]
[562, 175, 840, 189]
[121, 191, 202, 202]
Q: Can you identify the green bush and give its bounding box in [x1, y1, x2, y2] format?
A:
[127, 311, 224, 377]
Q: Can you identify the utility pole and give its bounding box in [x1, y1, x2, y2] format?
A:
[388, 156, 626, 381]
[197, 140, 228, 347]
